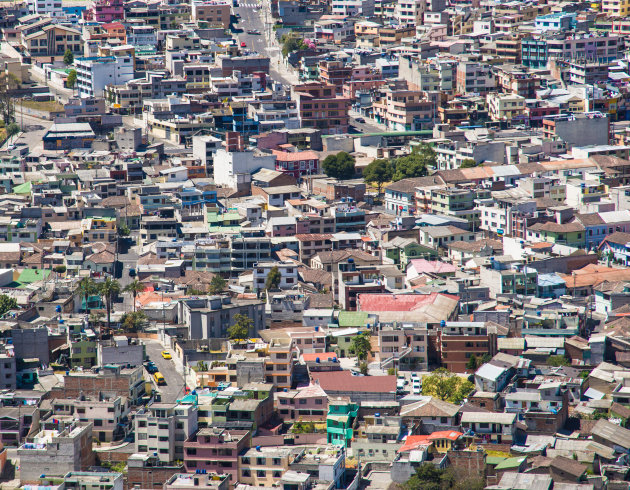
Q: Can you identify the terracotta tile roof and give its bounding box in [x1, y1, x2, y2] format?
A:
[357, 292, 459, 311]
[295, 234, 334, 242]
[408, 259, 457, 274]
[528, 221, 585, 233]
[398, 435, 431, 453]
[601, 231, 630, 246]
[428, 430, 463, 441]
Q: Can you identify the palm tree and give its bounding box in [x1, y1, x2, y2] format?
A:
[78, 277, 97, 313]
[124, 279, 145, 313]
[98, 277, 121, 333]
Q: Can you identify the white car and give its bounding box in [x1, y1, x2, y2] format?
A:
[412, 383, 421, 394]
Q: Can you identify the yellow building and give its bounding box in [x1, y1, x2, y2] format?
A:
[603, 0, 630, 17]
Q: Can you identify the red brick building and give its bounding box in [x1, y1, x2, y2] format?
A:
[294, 82, 350, 135]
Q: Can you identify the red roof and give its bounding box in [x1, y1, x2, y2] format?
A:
[312, 371, 396, 393]
[272, 150, 320, 162]
[428, 431, 463, 441]
[398, 435, 432, 453]
[357, 292, 459, 312]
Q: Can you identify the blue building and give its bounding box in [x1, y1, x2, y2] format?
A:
[534, 12, 576, 32]
[537, 273, 567, 299]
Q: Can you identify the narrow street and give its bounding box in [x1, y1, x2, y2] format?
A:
[142, 339, 187, 404]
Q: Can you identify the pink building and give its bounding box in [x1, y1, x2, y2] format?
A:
[272, 149, 320, 180]
[275, 384, 329, 422]
[183, 428, 251, 481]
[84, 0, 124, 23]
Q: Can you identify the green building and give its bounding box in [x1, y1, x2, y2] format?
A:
[326, 399, 358, 447]
[383, 237, 438, 270]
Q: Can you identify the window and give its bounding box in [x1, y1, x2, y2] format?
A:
[242, 469, 251, 478]
[257, 470, 266, 478]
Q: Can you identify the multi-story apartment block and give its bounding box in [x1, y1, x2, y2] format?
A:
[134, 403, 198, 464]
[266, 338, 294, 391]
[439, 322, 498, 373]
[456, 62, 496, 95]
[378, 326, 429, 371]
[331, 0, 375, 16]
[253, 261, 299, 292]
[183, 428, 251, 480]
[84, 0, 124, 22]
[486, 93, 526, 121]
[191, 0, 231, 28]
[75, 56, 134, 98]
[28, 0, 63, 17]
[21, 24, 82, 61]
[373, 87, 434, 131]
[18, 422, 94, 483]
[49, 395, 130, 442]
[179, 296, 265, 339]
[238, 446, 298, 486]
[293, 82, 350, 135]
[521, 33, 622, 69]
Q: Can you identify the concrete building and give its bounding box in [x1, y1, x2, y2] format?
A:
[183, 428, 251, 480]
[542, 113, 610, 148]
[253, 261, 299, 293]
[63, 471, 123, 490]
[97, 336, 145, 367]
[192, 135, 222, 174]
[134, 402, 198, 464]
[17, 423, 94, 483]
[331, 0, 375, 17]
[50, 395, 129, 442]
[191, 0, 231, 28]
[28, 0, 63, 17]
[75, 56, 134, 97]
[213, 149, 276, 190]
[178, 296, 265, 339]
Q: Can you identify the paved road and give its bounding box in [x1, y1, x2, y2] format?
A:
[234, 0, 298, 86]
[3, 111, 51, 152]
[142, 339, 186, 403]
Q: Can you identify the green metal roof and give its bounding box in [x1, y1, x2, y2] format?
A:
[13, 182, 32, 195]
[494, 457, 526, 470]
[18, 268, 50, 284]
[338, 311, 369, 328]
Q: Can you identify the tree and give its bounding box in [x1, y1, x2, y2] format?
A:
[124, 279, 145, 313]
[322, 152, 356, 180]
[227, 313, 253, 340]
[363, 158, 394, 195]
[0, 73, 19, 125]
[6, 122, 19, 143]
[548, 355, 570, 367]
[466, 354, 478, 370]
[404, 463, 485, 490]
[54, 265, 66, 274]
[121, 310, 147, 332]
[459, 158, 479, 169]
[281, 35, 307, 57]
[66, 70, 77, 89]
[350, 331, 371, 361]
[63, 49, 74, 65]
[422, 368, 474, 404]
[265, 266, 282, 290]
[392, 144, 437, 181]
[117, 223, 130, 238]
[359, 361, 369, 375]
[0, 294, 17, 317]
[78, 277, 97, 312]
[98, 277, 121, 332]
[209, 275, 226, 295]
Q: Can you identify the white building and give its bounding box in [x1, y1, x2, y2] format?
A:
[253, 261, 299, 292]
[394, 0, 424, 26]
[126, 25, 157, 46]
[28, 0, 63, 17]
[213, 149, 276, 189]
[134, 402, 197, 463]
[331, 0, 375, 17]
[75, 56, 134, 98]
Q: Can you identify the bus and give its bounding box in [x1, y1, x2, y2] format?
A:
[154, 372, 166, 385]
